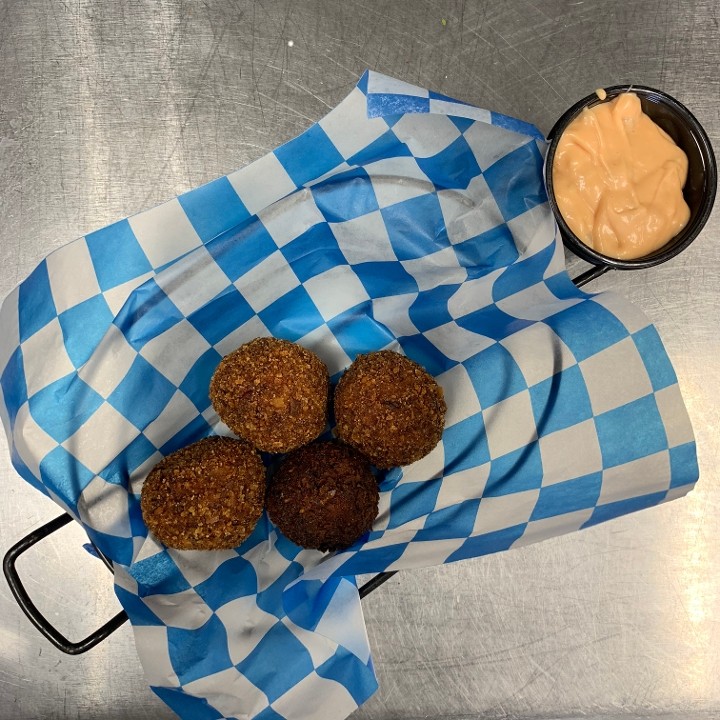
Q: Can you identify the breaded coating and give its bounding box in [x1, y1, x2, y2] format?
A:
[140, 436, 265, 550]
[266, 442, 378, 552]
[334, 350, 446, 468]
[209, 337, 329, 453]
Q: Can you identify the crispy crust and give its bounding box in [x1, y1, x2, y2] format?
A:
[266, 442, 378, 552]
[209, 337, 329, 453]
[334, 350, 446, 468]
[140, 436, 265, 550]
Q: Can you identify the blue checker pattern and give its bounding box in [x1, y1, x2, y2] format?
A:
[29, 375, 104, 443]
[280, 224, 344, 283]
[381, 193, 448, 260]
[0, 71, 697, 720]
[59, 294, 114, 367]
[108, 356, 177, 429]
[178, 176, 251, 242]
[18, 260, 57, 341]
[311, 168, 380, 222]
[86, 220, 153, 291]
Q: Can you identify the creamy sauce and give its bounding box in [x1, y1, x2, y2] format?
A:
[552, 92, 690, 260]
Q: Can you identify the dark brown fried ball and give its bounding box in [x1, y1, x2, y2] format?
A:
[266, 442, 379, 552]
[209, 337, 329, 453]
[334, 350, 446, 468]
[140, 436, 265, 550]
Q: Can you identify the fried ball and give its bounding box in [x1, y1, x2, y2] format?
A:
[334, 350, 446, 468]
[140, 436, 265, 550]
[266, 442, 378, 552]
[209, 337, 329, 453]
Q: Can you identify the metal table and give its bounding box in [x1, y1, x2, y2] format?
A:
[1, 1, 718, 718]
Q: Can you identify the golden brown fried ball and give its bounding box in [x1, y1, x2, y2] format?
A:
[209, 337, 329, 453]
[266, 442, 378, 552]
[334, 350, 446, 468]
[140, 436, 265, 550]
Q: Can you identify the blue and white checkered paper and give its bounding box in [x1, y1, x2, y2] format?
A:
[0, 71, 698, 720]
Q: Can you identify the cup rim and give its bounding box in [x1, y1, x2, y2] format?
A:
[545, 85, 717, 270]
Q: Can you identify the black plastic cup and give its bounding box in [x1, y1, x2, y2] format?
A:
[544, 85, 717, 280]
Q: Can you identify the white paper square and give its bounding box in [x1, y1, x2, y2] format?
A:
[13, 403, 59, 479]
[62, 403, 140, 474]
[496, 283, 582, 321]
[235, 251, 300, 313]
[102, 271, 154, 316]
[257, 189, 325, 248]
[139, 319, 210, 386]
[447, 270, 501, 318]
[425, 321, 495, 363]
[386, 538, 465, 571]
[654, 385, 695, 448]
[215, 596, 283, 665]
[372, 488, 394, 532]
[369, 294, 419, 337]
[580, 336, 654, 415]
[142, 588, 214, 630]
[128, 449, 164, 495]
[391, 114, 461, 158]
[0, 285, 20, 373]
[142, 391, 200, 449]
[401, 247, 466, 292]
[78, 325, 138, 399]
[228, 152, 297, 216]
[319, 87, 389, 158]
[311, 579, 371, 663]
[21, 318, 75, 397]
[507, 202, 562, 258]
[599, 450, 671, 505]
[330, 211, 396, 265]
[436, 364, 483, 427]
[132, 625, 180, 686]
[483, 390, 537, 457]
[538, 419, 603, 486]
[590, 292, 652, 335]
[512, 508, 594, 548]
[473, 489, 539, 534]
[272, 673, 358, 719]
[128, 199, 203, 269]
[214, 315, 270, 356]
[438, 175, 504, 245]
[113, 566, 138, 594]
[303, 266, 370, 321]
[366, 72, 429, 98]
[184, 667, 270, 719]
[46, 238, 102, 313]
[296, 324, 352, 375]
[156, 247, 232, 317]
[167, 548, 241, 587]
[239, 540, 291, 593]
[500, 323, 576, 387]
[283, 618, 337, 668]
[434, 465, 490, 510]
[464, 121, 533, 171]
[401, 441, 446, 483]
[365, 156, 435, 209]
[77, 475, 131, 537]
[429, 100, 492, 123]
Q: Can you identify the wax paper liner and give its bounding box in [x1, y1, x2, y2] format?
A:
[0, 71, 698, 720]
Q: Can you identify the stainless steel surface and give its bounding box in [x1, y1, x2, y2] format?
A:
[0, 1, 718, 718]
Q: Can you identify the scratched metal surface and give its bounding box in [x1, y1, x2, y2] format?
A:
[0, 1, 718, 719]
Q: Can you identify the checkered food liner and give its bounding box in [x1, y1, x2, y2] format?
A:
[0, 71, 698, 720]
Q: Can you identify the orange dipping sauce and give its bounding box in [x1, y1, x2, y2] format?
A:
[552, 92, 690, 260]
